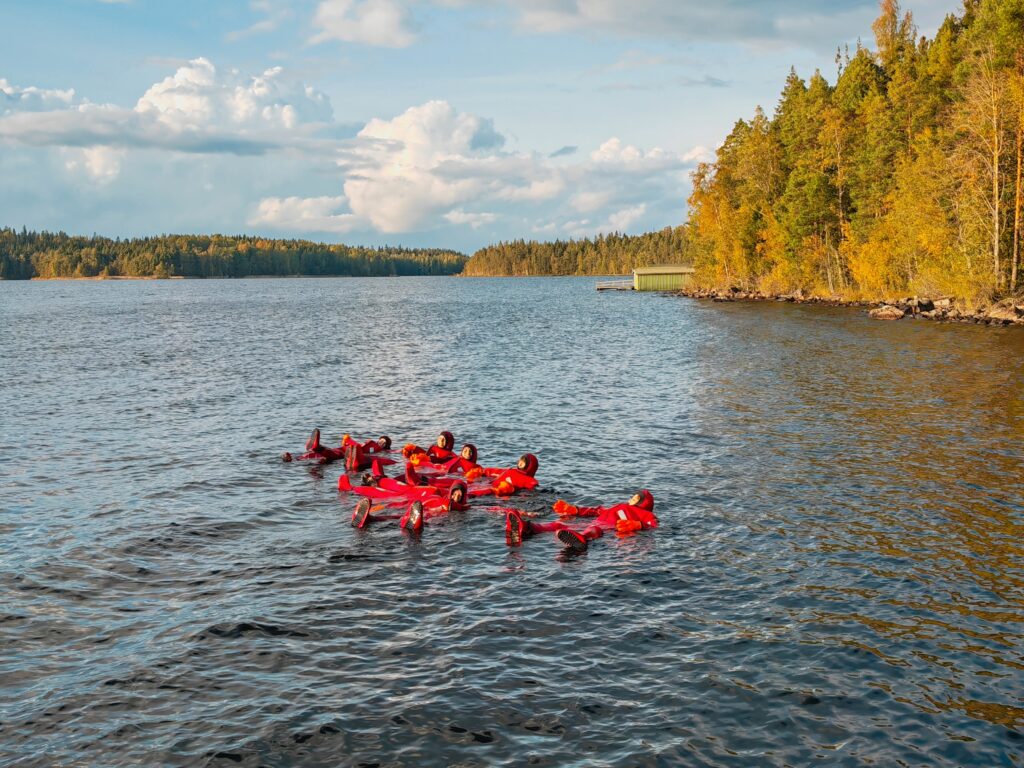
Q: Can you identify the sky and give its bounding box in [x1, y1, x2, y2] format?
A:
[0, 0, 955, 253]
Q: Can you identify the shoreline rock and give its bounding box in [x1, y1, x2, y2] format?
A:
[675, 288, 1024, 327]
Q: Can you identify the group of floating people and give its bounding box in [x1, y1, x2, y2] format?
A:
[283, 429, 658, 553]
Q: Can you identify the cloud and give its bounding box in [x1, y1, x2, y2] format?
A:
[249, 195, 359, 232]
[63, 146, 124, 183]
[226, 0, 293, 41]
[310, 0, 417, 47]
[135, 58, 332, 131]
[444, 209, 498, 228]
[0, 60, 335, 174]
[253, 100, 699, 238]
[2, 67, 697, 239]
[485, 0, 881, 48]
[1, 78, 75, 114]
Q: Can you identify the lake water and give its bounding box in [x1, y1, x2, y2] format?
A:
[2, 277, 1023, 767]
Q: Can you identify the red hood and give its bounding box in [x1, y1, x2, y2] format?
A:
[460, 443, 478, 463]
[518, 453, 539, 477]
[634, 489, 654, 511]
[448, 481, 469, 511]
[439, 431, 455, 451]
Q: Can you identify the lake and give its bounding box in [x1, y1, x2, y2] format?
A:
[2, 277, 1023, 766]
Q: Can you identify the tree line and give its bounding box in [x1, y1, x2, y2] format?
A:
[461, 227, 690, 276]
[0, 229, 467, 280]
[687, 0, 1024, 305]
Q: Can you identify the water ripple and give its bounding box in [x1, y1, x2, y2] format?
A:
[1, 278, 1023, 766]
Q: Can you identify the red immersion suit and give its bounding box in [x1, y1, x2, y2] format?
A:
[442, 444, 481, 475]
[506, 490, 657, 550]
[285, 429, 391, 465]
[343, 435, 396, 472]
[352, 482, 470, 531]
[427, 431, 456, 462]
[338, 462, 439, 501]
[467, 453, 539, 497]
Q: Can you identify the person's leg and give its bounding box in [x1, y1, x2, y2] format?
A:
[306, 428, 321, 452]
[505, 509, 538, 545]
[530, 520, 571, 533]
[352, 498, 402, 528]
[505, 512, 574, 545]
[352, 498, 373, 529]
[556, 524, 603, 553]
[400, 501, 425, 532]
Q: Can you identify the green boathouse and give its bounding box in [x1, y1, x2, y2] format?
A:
[632, 264, 695, 292]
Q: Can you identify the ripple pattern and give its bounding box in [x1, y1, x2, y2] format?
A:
[1, 277, 1023, 766]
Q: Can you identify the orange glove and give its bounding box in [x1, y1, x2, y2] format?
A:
[615, 519, 643, 534]
[553, 500, 578, 516]
[402, 443, 418, 458]
[494, 480, 515, 496]
[410, 452, 428, 466]
[465, 467, 484, 482]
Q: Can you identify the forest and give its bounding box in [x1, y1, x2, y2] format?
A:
[0, 229, 466, 280]
[461, 227, 689, 276]
[687, 0, 1024, 305]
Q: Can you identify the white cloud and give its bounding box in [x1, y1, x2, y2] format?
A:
[0, 60, 335, 180]
[310, 0, 416, 48]
[136, 58, 332, 131]
[1, 67, 697, 238]
[226, 0, 293, 41]
[339, 100, 508, 232]
[63, 146, 124, 183]
[444, 209, 497, 228]
[253, 99, 698, 238]
[1, 78, 75, 114]
[608, 203, 647, 230]
[249, 195, 359, 232]
[590, 137, 672, 168]
[570, 189, 612, 214]
[468, 0, 883, 49]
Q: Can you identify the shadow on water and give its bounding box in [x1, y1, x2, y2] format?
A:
[1, 278, 1022, 767]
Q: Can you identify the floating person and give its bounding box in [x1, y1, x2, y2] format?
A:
[352, 482, 470, 531]
[344, 434, 396, 472]
[283, 429, 391, 465]
[442, 444, 482, 475]
[504, 490, 657, 553]
[428, 431, 457, 462]
[338, 466, 440, 501]
[402, 431, 457, 465]
[465, 453, 540, 497]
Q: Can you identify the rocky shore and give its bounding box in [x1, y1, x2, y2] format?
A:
[678, 287, 1024, 327]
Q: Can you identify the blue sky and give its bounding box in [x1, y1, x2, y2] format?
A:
[0, 0, 952, 252]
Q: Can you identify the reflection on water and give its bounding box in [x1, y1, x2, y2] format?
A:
[1, 278, 1022, 767]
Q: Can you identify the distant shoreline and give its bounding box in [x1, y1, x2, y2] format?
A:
[21, 274, 460, 282]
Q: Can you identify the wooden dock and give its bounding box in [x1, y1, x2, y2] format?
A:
[596, 280, 634, 291]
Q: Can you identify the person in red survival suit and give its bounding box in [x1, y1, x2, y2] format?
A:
[464, 453, 539, 497]
[282, 429, 391, 465]
[428, 431, 457, 462]
[441, 444, 482, 475]
[343, 433, 396, 472]
[351, 481, 469, 531]
[504, 490, 656, 553]
[337, 460, 439, 501]
[401, 431, 457, 466]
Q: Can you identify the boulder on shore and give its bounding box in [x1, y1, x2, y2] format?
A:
[985, 300, 1024, 323]
[869, 305, 906, 320]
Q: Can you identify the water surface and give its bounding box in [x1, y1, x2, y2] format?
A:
[2, 277, 1023, 766]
